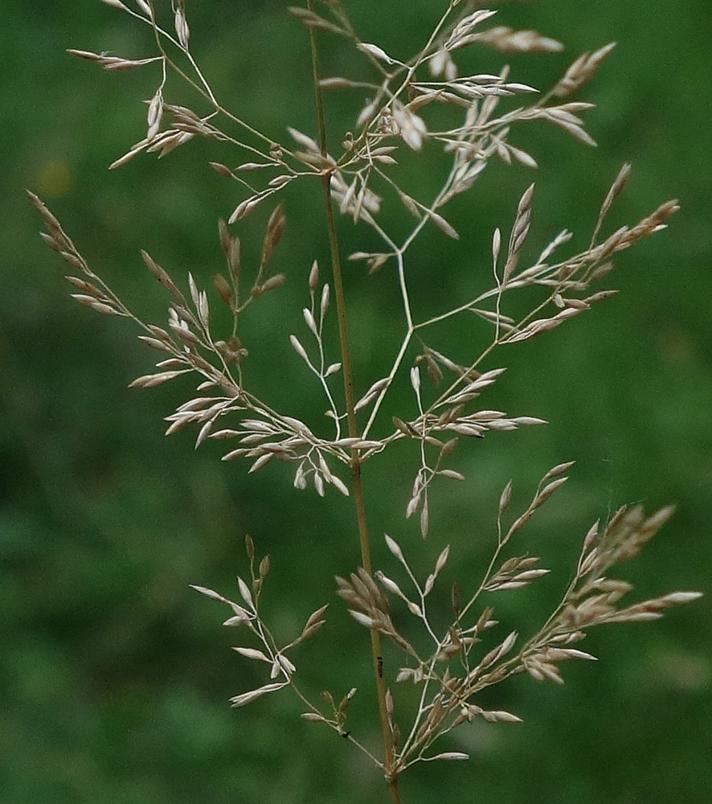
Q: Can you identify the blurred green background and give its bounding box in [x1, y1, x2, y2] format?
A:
[2, 1, 710, 802]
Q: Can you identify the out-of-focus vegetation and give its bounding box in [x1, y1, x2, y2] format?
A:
[2, 1, 710, 801]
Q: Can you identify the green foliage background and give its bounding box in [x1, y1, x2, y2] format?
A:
[2, 1, 710, 802]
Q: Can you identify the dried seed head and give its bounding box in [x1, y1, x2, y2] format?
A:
[308, 260, 319, 292]
[212, 273, 233, 306]
[553, 42, 617, 98]
[261, 203, 286, 266]
[384, 534, 405, 564]
[259, 273, 287, 294]
[259, 555, 271, 578]
[499, 481, 513, 514]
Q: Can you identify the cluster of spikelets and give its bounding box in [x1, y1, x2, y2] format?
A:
[31, 0, 700, 797]
[187, 468, 700, 774]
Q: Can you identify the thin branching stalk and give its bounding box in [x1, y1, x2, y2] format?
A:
[29, 2, 701, 801]
[307, 3, 399, 799]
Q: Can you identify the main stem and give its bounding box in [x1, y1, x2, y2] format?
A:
[306, 7, 400, 803]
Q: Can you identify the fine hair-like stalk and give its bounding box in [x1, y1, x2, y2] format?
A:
[306, 3, 400, 800]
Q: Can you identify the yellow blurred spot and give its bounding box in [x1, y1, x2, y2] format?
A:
[653, 650, 710, 692]
[36, 161, 72, 198]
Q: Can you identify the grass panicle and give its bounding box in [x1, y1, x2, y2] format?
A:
[31, 2, 699, 801]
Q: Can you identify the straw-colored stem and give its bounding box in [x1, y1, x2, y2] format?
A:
[306, 4, 400, 802]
